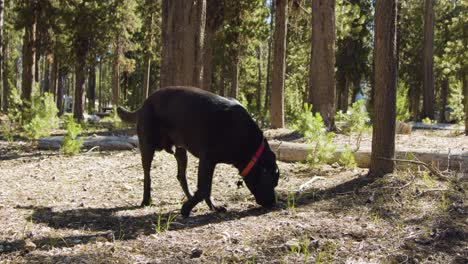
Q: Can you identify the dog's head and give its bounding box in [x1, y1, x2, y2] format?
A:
[243, 140, 279, 207]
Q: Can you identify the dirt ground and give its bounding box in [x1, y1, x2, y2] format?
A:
[0, 136, 467, 263]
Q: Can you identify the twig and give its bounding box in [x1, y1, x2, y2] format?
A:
[412, 188, 448, 198]
[84, 146, 100, 155]
[377, 157, 448, 181]
[298, 176, 326, 193]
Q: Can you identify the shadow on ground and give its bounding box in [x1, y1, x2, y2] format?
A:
[1, 175, 376, 254]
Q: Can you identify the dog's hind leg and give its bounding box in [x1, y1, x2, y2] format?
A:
[181, 159, 217, 217]
[174, 147, 192, 199]
[140, 141, 156, 207]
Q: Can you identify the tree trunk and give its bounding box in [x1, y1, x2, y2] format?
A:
[256, 46, 263, 114]
[143, 53, 151, 99]
[44, 55, 50, 93]
[439, 78, 449, 123]
[202, 0, 222, 91]
[308, 0, 336, 131]
[112, 38, 121, 106]
[219, 65, 226, 97]
[336, 72, 350, 112]
[409, 83, 421, 120]
[161, 0, 206, 88]
[88, 65, 96, 113]
[35, 51, 40, 85]
[50, 52, 58, 100]
[422, 0, 435, 120]
[229, 59, 239, 99]
[1, 31, 8, 112]
[463, 67, 467, 135]
[99, 59, 102, 112]
[0, 0, 3, 110]
[56, 67, 65, 116]
[264, 0, 274, 114]
[74, 40, 87, 121]
[343, 76, 350, 112]
[270, 0, 288, 129]
[369, 0, 398, 177]
[21, 2, 37, 102]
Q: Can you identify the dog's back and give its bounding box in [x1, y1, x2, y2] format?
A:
[138, 86, 262, 162]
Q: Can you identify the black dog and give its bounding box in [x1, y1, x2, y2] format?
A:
[118, 86, 279, 217]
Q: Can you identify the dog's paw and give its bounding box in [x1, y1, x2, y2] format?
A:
[141, 198, 152, 207]
[214, 206, 227, 213]
[181, 204, 192, 218]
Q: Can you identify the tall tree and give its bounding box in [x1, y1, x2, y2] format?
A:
[464, 67, 468, 136]
[111, 37, 121, 106]
[202, 0, 223, 92]
[398, 0, 423, 121]
[270, 0, 287, 128]
[160, 0, 206, 88]
[308, 0, 336, 131]
[264, 0, 274, 113]
[422, 0, 435, 119]
[335, 0, 372, 112]
[140, 0, 159, 98]
[0, 0, 3, 109]
[88, 65, 96, 112]
[369, 0, 398, 177]
[20, 0, 37, 102]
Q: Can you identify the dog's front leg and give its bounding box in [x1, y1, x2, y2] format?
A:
[181, 159, 215, 218]
[174, 148, 192, 199]
[140, 143, 155, 206]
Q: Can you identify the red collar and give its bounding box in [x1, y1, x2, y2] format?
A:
[240, 140, 265, 177]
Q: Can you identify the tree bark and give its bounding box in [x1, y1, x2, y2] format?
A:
[74, 41, 87, 121]
[43, 55, 50, 93]
[270, 0, 288, 128]
[229, 59, 239, 99]
[88, 65, 96, 113]
[161, 0, 206, 88]
[21, 1, 37, 102]
[219, 64, 226, 96]
[0, 0, 3, 110]
[112, 38, 121, 106]
[50, 52, 58, 100]
[1, 31, 8, 112]
[463, 67, 467, 135]
[56, 67, 65, 116]
[256, 46, 263, 114]
[369, 0, 398, 177]
[99, 59, 102, 112]
[409, 83, 421, 120]
[264, 0, 274, 114]
[143, 54, 151, 99]
[308, 0, 336, 131]
[422, 0, 435, 119]
[439, 78, 449, 123]
[202, 0, 222, 92]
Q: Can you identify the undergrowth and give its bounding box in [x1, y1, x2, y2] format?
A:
[293, 104, 336, 167]
[60, 115, 83, 156]
[2, 88, 59, 140]
[336, 100, 370, 151]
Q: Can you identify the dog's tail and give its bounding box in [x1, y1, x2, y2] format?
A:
[117, 106, 139, 124]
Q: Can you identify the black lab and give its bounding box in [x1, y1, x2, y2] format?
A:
[117, 86, 279, 217]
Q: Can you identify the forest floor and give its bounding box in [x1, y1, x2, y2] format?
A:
[0, 129, 467, 263]
[265, 127, 467, 154]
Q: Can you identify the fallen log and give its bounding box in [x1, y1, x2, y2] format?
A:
[269, 141, 468, 171]
[38, 135, 139, 151]
[37, 136, 467, 171]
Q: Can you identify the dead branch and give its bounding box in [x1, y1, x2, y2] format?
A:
[377, 157, 449, 181]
